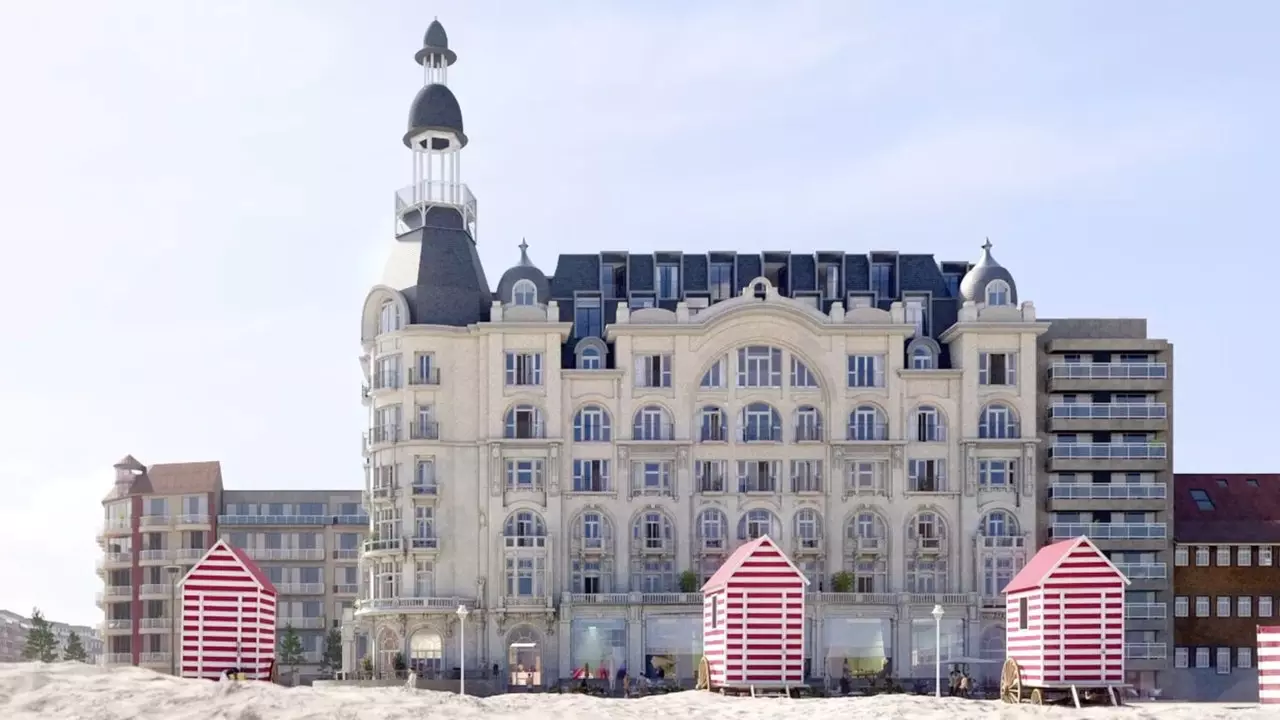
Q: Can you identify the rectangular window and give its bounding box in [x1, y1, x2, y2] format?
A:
[870, 262, 891, 299]
[1238, 596, 1252, 617]
[1239, 546, 1252, 566]
[1262, 546, 1274, 566]
[1261, 597, 1273, 617]
[1174, 546, 1188, 566]
[1174, 596, 1188, 617]
[1217, 546, 1232, 566]
[1195, 546, 1209, 566]
[978, 352, 1018, 386]
[504, 460, 544, 490]
[504, 352, 543, 386]
[1195, 647, 1210, 668]
[978, 459, 1015, 487]
[1238, 647, 1253, 669]
[710, 596, 718, 629]
[846, 354, 885, 387]
[1174, 647, 1188, 669]
[1216, 647, 1231, 674]
[903, 294, 928, 336]
[571, 460, 610, 493]
[1018, 597, 1028, 630]
[1195, 596, 1210, 617]
[634, 354, 672, 388]
[1216, 596, 1231, 617]
[737, 346, 782, 387]
[908, 459, 947, 493]
[656, 264, 680, 300]
[821, 263, 840, 299]
[600, 263, 625, 298]
[574, 297, 602, 338]
[709, 263, 733, 301]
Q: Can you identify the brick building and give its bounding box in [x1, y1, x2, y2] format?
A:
[1171, 473, 1280, 701]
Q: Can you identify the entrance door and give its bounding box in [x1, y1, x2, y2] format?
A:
[507, 628, 542, 688]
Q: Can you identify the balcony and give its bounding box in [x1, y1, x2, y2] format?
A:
[849, 536, 886, 555]
[174, 548, 206, 562]
[139, 584, 171, 598]
[845, 423, 889, 442]
[504, 535, 547, 550]
[217, 514, 330, 526]
[1051, 522, 1167, 542]
[1125, 603, 1167, 620]
[333, 584, 359, 595]
[104, 619, 132, 632]
[698, 536, 728, 553]
[278, 616, 326, 629]
[791, 475, 823, 494]
[104, 653, 133, 665]
[335, 514, 369, 526]
[139, 549, 172, 563]
[355, 596, 473, 615]
[363, 538, 404, 555]
[1047, 443, 1168, 472]
[175, 514, 212, 528]
[244, 548, 326, 562]
[911, 536, 947, 554]
[409, 422, 440, 441]
[812, 592, 897, 605]
[98, 552, 130, 571]
[276, 583, 325, 595]
[411, 482, 438, 497]
[1113, 562, 1168, 581]
[408, 536, 440, 552]
[1047, 362, 1169, 392]
[794, 425, 824, 443]
[101, 518, 132, 537]
[1125, 643, 1167, 660]
[564, 592, 701, 606]
[370, 369, 400, 392]
[138, 515, 171, 528]
[627, 425, 675, 443]
[696, 474, 726, 494]
[1048, 402, 1169, 432]
[978, 534, 1027, 550]
[332, 548, 361, 560]
[394, 179, 477, 239]
[140, 652, 170, 666]
[139, 618, 171, 630]
[737, 476, 779, 494]
[739, 426, 782, 443]
[103, 585, 132, 599]
[793, 536, 824, 555]
[408, 367, 441, 386]
[1049, 482, 1167, 501]
[364, 424, 401, 449]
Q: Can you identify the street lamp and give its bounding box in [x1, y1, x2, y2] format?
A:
[931, 604, 945, 698]
[456, 604, 469, 696]
[164, 565, 182, 677]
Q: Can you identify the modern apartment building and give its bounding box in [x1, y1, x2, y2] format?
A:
[1170, 474, 1280, 702]
[354, 19, 1052, 687]
[1036, 320, 1174, 695]
[0, 609, 103, 663]
[96, 456, 366, 680]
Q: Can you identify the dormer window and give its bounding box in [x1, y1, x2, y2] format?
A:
[985, 279, 1011, 306]
[580, 347, 601, 370]
[512, 279, 537, 306]
[378, 300, 403, 335]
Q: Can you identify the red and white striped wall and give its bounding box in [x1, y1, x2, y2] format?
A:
[1259, 626, 1280, 704]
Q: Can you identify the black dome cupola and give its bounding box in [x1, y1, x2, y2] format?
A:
[416, 18, 457, 66]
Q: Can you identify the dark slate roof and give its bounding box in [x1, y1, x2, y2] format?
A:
[1174, 473, 1280, 543]
[399, 206, 492, 325]
[404, 84, 467, 148]
[416, 19, 456, 66]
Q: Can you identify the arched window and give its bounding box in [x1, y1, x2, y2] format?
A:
[696, 508, 727, 552]
[580, 346, 601, 369]
[409, 630, 443, 676]
[844, 512, 888, 592]
[503, 511, 547, 548]
[632, 405, 673, 441]
[740, 402, 782, 442]
[790, 357, 819, 388]
[504, 404, 544, 439]
[912, 405, 947, 443]
[378, 299, 403, 335]
[572, 509, 614, 553]
[737, 509, 780, 541]
[795, 405, 823, 442]
[985, 279, 1011, 306]
[981, 509, 1019, 538]
[978, 403, 1020, 439]
[906, 510, 949, 593]
[512, 279, 538, 306]
[980, 510, 1023, 599]
[794, 509, 823, 550]
[631, 511, 675, 592]
[700, 356, 727, 389]
[910, 345, 934, 370]
[698, 405, 727, 442]
[572, 405, 611, 442]
[848, 405, 888, 441]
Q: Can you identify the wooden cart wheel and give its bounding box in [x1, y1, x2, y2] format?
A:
[1029, 689, 1044, 705]
[998, 658, 1022, 704]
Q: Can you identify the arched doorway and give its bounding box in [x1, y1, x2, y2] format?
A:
[376, 627, 401, 678]
[410, 629, 444, 678]
[506, 626, 543, 688]
[978, 622, 1006, 688]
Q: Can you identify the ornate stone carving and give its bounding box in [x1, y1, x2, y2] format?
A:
[891, 446, 903, 466]
[479, 512, 487, 528]
[491, 443, 501, 458]
[677, 447, 688, 461]
[618, 447, 629, 462]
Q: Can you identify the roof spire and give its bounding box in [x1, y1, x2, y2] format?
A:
[518, 238, 531, 266]
[982, 237, 993, 253]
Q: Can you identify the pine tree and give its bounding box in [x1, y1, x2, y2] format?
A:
[21, 609, 60, 663]
[278, 624, 305, 673]
[62, 631, 88, 662]
[320, 629, 342, 675]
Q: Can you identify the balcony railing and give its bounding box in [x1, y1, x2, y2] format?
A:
[217, 514, 330, 526]
[244, 548, 325, 561]
[979, 534, 1027, 549]
[409, 536, 439, 550]
[631, 424, 674, 442]
[363, 538, 404, 553]
[977, 422, 1021, 440]
[738, 476, 778, 493]
[176, 514, 211, 526]
[394, 180, 477, 237]
[1125, 603, 1167, 620]
[139, 584, 170, 596]
[332, 549, 360, 560]
[104, 653, 133, 665]
[1125, 642, 1167, 660]
[699, 537, 727, 552]
[504, 536, 547, 549]
[408, 367, 440, 386]
[1050, 443, 1168, 460]
[1050, 403, 1168, 420]
[739, 426, 783, 443]
[356, 596, 473, 613]
[812, 592, 898, 605]
[139, 515, 171, 528]
[275, 583, 325, 595]
[791, 475, 823, 493]
[334, 584, 359, 594]
[699, 426, 729, 442]
[794, 425, 824, 442]
[102, 518, 132, 534]
[1049, 482, 1167, 500]
[101, 552, 130, 566]
[140, 652, 170, 665]
[366, 424, 400, 445]
[278, 616, 326, 629]
[175, 548, 205, 561]
[104, 585, 132, 598]
[139, 549, 172, 562]
[411, 482, 438, 496]
[1052, 522, 1167, 540]
[335, 514, 368, 525]
[565, 592, 701, 605]
[410, 422, 440, 440]
[696, 474, 726, 493]
[140, 618, 171, 629]
[105, 619, 132, 631]
[846, 423, 889, 442]
[371, 369, 400, 390]
[1113, 562, 1167, 580]
[1050, 362, 1168, 380]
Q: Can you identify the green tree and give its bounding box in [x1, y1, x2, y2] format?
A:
[831, 571, 855, 593]
[278, 624, 305, 675]
[21, 609, 60, 663]
[62, 631, 88, 662]
[678, 570, 700, 593]
[320, 629, 342, 675]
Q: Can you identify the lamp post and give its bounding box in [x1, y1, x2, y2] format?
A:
[456, 604, 469, 696]
[164, 565, 182, 677]
[931, 604, 944, 698]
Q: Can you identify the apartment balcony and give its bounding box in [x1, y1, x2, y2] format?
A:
[698, 536, 728, 554]
[139, 618, 171, 631]
[370, 369, 401, 393]
[794, 425, 824, 443]
[139, 584, 172, 599]
[104, 619, 133, 634]
[410, 482, 438, 498]
[622, 425, 676, 444]
[1047, 402, 1169, 433]
[737, 476, 779, 494]
[275, 583, 325, 595]
[910, 536, 948, 555]
[504, 535, 548, 550]
[278, 616, 326, 630]
[217, 514, 329, 526]
[364, 424, 401, 451]
[138, 515, 172, 528]
[1047, 361, 1169, 392]
[100, 586, 132, 605]
[97, 552, 131, 575]
[354, 596, 474, 616]
[408, 536, 440, 553]
[1047, 481, 1167, 511]
[849, 536, 887, 555]
[335, 514, 369, 526]
[811, 592, 898, 606]
[101, 518, 132, 538]
[174, 548, 206, 562]
[408, 367, 441, 386]
[175, 514, 212, 529]
[139, 549, 173, 564]
[333, 584, 359, 595]
[367, 483, 397, 503]
[562, 592, 701, 607]
[243, 548, 326, 562]
[791, 474, 824, 494]
[362, 538, 404, 556]
[1047, 442, 1168, 472]
[696, 474, 727, 494]
[738, 426, 783, 444]
[503, 594, 552, 608]
[843, 423, 890, 443]
[1125, 643, 1167, 661]
[332, 549, 361, 561]
[409, 421, 440, 441]
[572, 534, 614, 556]
[1113, 562, 1168, 582]
[1125, 603, 1167, 620]
[139, 652, 170, 666]
[1051, 523, 1167, 547]
[104, 653, 133, 665]
[793, 535, 824, 556]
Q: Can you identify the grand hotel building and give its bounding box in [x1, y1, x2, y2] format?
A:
[350, 20, 1174, 690]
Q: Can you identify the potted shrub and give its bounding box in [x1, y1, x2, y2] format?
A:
[831, 571, 855, 593]
[393, 652, 407, 678]
[678, 570, 700, 593]
[360, 656, 373, 679]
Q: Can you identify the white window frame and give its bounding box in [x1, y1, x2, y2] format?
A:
[1195, 647, 1209, 669]
[700, 357, 726, 389]
[634, 354, 673, 388]
[790, 356, 818, 388]
[1174, 546, 1189, 566]
[1195, 546, 1210, 566]
[1174, 596, 1188, 617]
[1216, 596, 1231, 617]
[978, 351, 1017, 386]
[985, 279, 1011, 306]
[846, 354, 885, 388]
[1239, 546, 1253, 566]
[1261, 596, 1274, 618]
[1216, 647, 1231, 675]
[1174, 647, 1188, 669]
[737, 346, 783, 388]
[1262, 546, 1274, 566]
[1238, 647, 1253, 669]
[1239, 596, 1252, 617]
[1216, 546, 1232, 566]
[978, 459, 1016, 488]
[511, 279, 538, 305]
[1195, 596, 1210, 617]
[504, 352, 543, 386]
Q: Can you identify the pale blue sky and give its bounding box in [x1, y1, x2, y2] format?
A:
[0, 1, 1275, 625]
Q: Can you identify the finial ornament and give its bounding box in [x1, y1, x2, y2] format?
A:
[982, 237, 993, 252]
[518, 238, 531, 266]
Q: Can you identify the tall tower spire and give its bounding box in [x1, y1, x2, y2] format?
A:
[396, 17, 476, 239]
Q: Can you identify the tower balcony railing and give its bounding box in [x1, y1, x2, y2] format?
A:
[395, 181, 477, 237]
[1048, 482, 1167, 500]
[1049, 443, 1167, 460]
[1050, 403, 1168, 420]
[1049, 362, 1168, 380]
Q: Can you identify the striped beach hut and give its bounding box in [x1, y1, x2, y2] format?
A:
[178, 539, 278, 681]
[700, 534, 808, 692]
[1000, 535, 1128, 703]
[1259, 626, 1280, 704]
